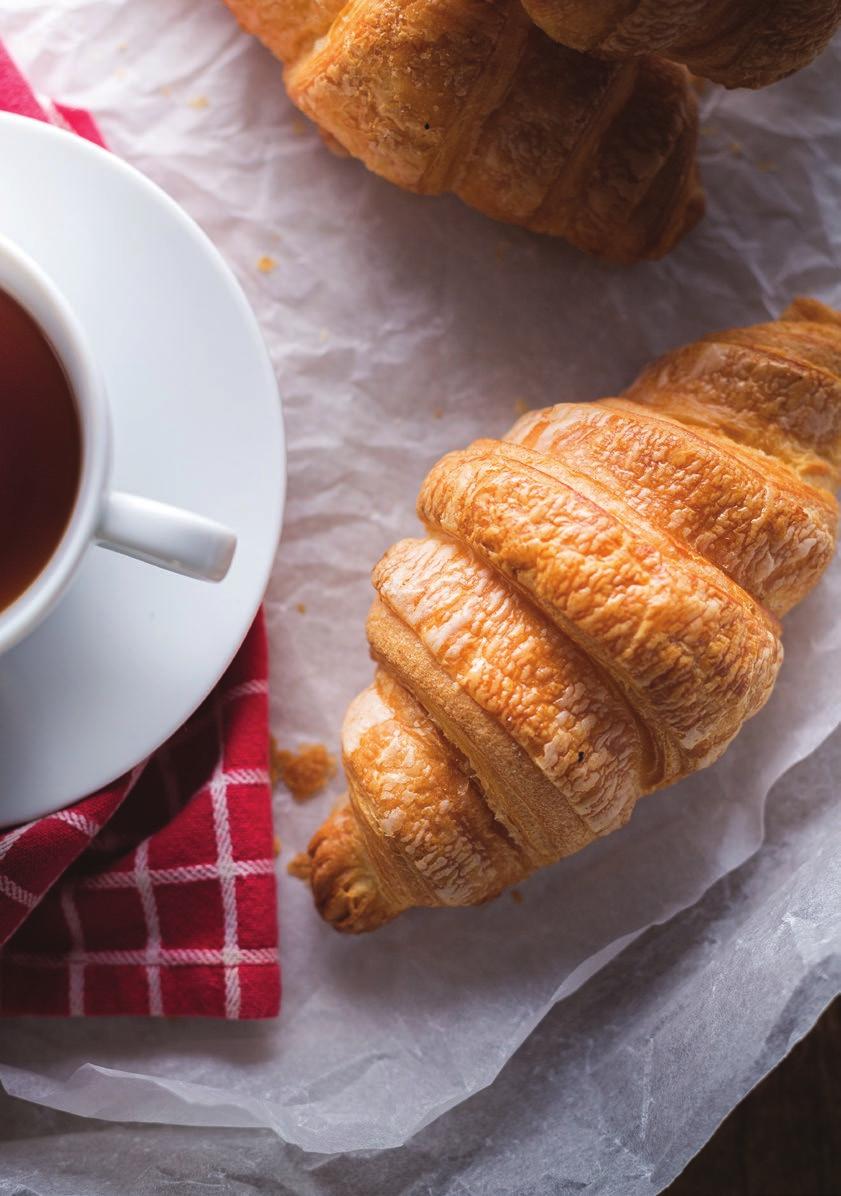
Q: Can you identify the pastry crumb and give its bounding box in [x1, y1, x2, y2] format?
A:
[288, 852, 312, 881]
[433, 407, 444, 419]
[272, 834, 282, 858]
[159, 84, 173, 97]
[729, 140, 743, 158]
[756, 159, 778, 173]
[257, 255, 278, 274]
[510, 889, 524, 905]
[513, 397, 529, 416]
[188, 95, 209, 110]
[271, 740, 336, 800]
[319, 328, 329, 343]
[295, 602, 307, 614]
[117, 40, 128, 51]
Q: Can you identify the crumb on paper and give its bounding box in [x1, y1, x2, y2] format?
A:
[757, 159, 778, 173]
[729, 140, 743, 158]
[296, 602, 307, 615]
[319, 328, 329, 343]
[288, 852, 312, 881]
[271, 740, 337, 800]
[159, 84, 173, 97]
[513, 398, 529, 416]
[433, 407, 444, 419]
[188, 95, 209, 110]
[117, 40, 128, 51]
[510, 889, 524, 905]
[699, 122, 720, 139]
[272, 834, 282, 858]
[257, 255, 278, 274]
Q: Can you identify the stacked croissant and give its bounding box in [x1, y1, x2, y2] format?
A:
[284, 297, 841, 932]
[223, 0, 841, 261]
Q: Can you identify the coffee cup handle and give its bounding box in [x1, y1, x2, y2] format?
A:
[95, 492, 237, 582]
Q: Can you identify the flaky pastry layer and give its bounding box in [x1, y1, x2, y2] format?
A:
[302, 299, 841, 932]
[224, 0, 704, 260]
[520, 0, 841, 89]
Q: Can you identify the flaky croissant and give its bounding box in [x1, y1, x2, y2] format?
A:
[521, 0, 841, 89]
[297, 298, 841, 932]
[223, 0, 703, 262]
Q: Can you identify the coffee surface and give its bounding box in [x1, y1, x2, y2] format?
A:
[0, 289, 82, 612]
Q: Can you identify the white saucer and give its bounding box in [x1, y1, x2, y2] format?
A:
[0, 113, 285, 826]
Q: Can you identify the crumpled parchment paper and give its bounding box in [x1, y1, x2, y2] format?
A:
[0, 731, 838, 1194]
[2, 0, 841, 1174]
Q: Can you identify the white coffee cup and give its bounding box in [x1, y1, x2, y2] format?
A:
[0, 233, 237, 655]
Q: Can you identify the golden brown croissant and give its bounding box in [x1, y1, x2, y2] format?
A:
[520, 0, 841, 89]
[223, 0, 704, 262]
[298, 298, 841, 932]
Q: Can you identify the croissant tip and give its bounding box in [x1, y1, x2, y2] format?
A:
[782, 297, 841, 328]
[682, 173, 706, 233]
[307, 805, 399, 934]
[640, 184, 704, 264]
[644, 137, 706, 262]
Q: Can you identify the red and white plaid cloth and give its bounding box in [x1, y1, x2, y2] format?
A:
[0, 45, 280, 1019]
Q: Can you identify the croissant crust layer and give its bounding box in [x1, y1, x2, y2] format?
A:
[224, 0, 704, 261]
[302, 299, 841, 932]
[520, 0, 841, 89]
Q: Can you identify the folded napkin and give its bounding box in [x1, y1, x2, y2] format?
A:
[0, 45, 280, 1018]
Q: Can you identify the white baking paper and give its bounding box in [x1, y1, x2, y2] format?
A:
[0, 733, 838, 1194]
[2, 0, 841, 1170]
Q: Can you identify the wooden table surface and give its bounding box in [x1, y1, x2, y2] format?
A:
[667, 997, 841, 1195]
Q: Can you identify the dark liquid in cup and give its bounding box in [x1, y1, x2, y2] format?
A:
[0, 289, 82, 612]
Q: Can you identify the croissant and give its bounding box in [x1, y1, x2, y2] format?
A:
[520, 0, 841, 89]
[296, 298, 841, 932]
[223, 0, 704, 262]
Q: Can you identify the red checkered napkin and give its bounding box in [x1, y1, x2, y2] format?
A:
[0, 45, 280, 1018]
